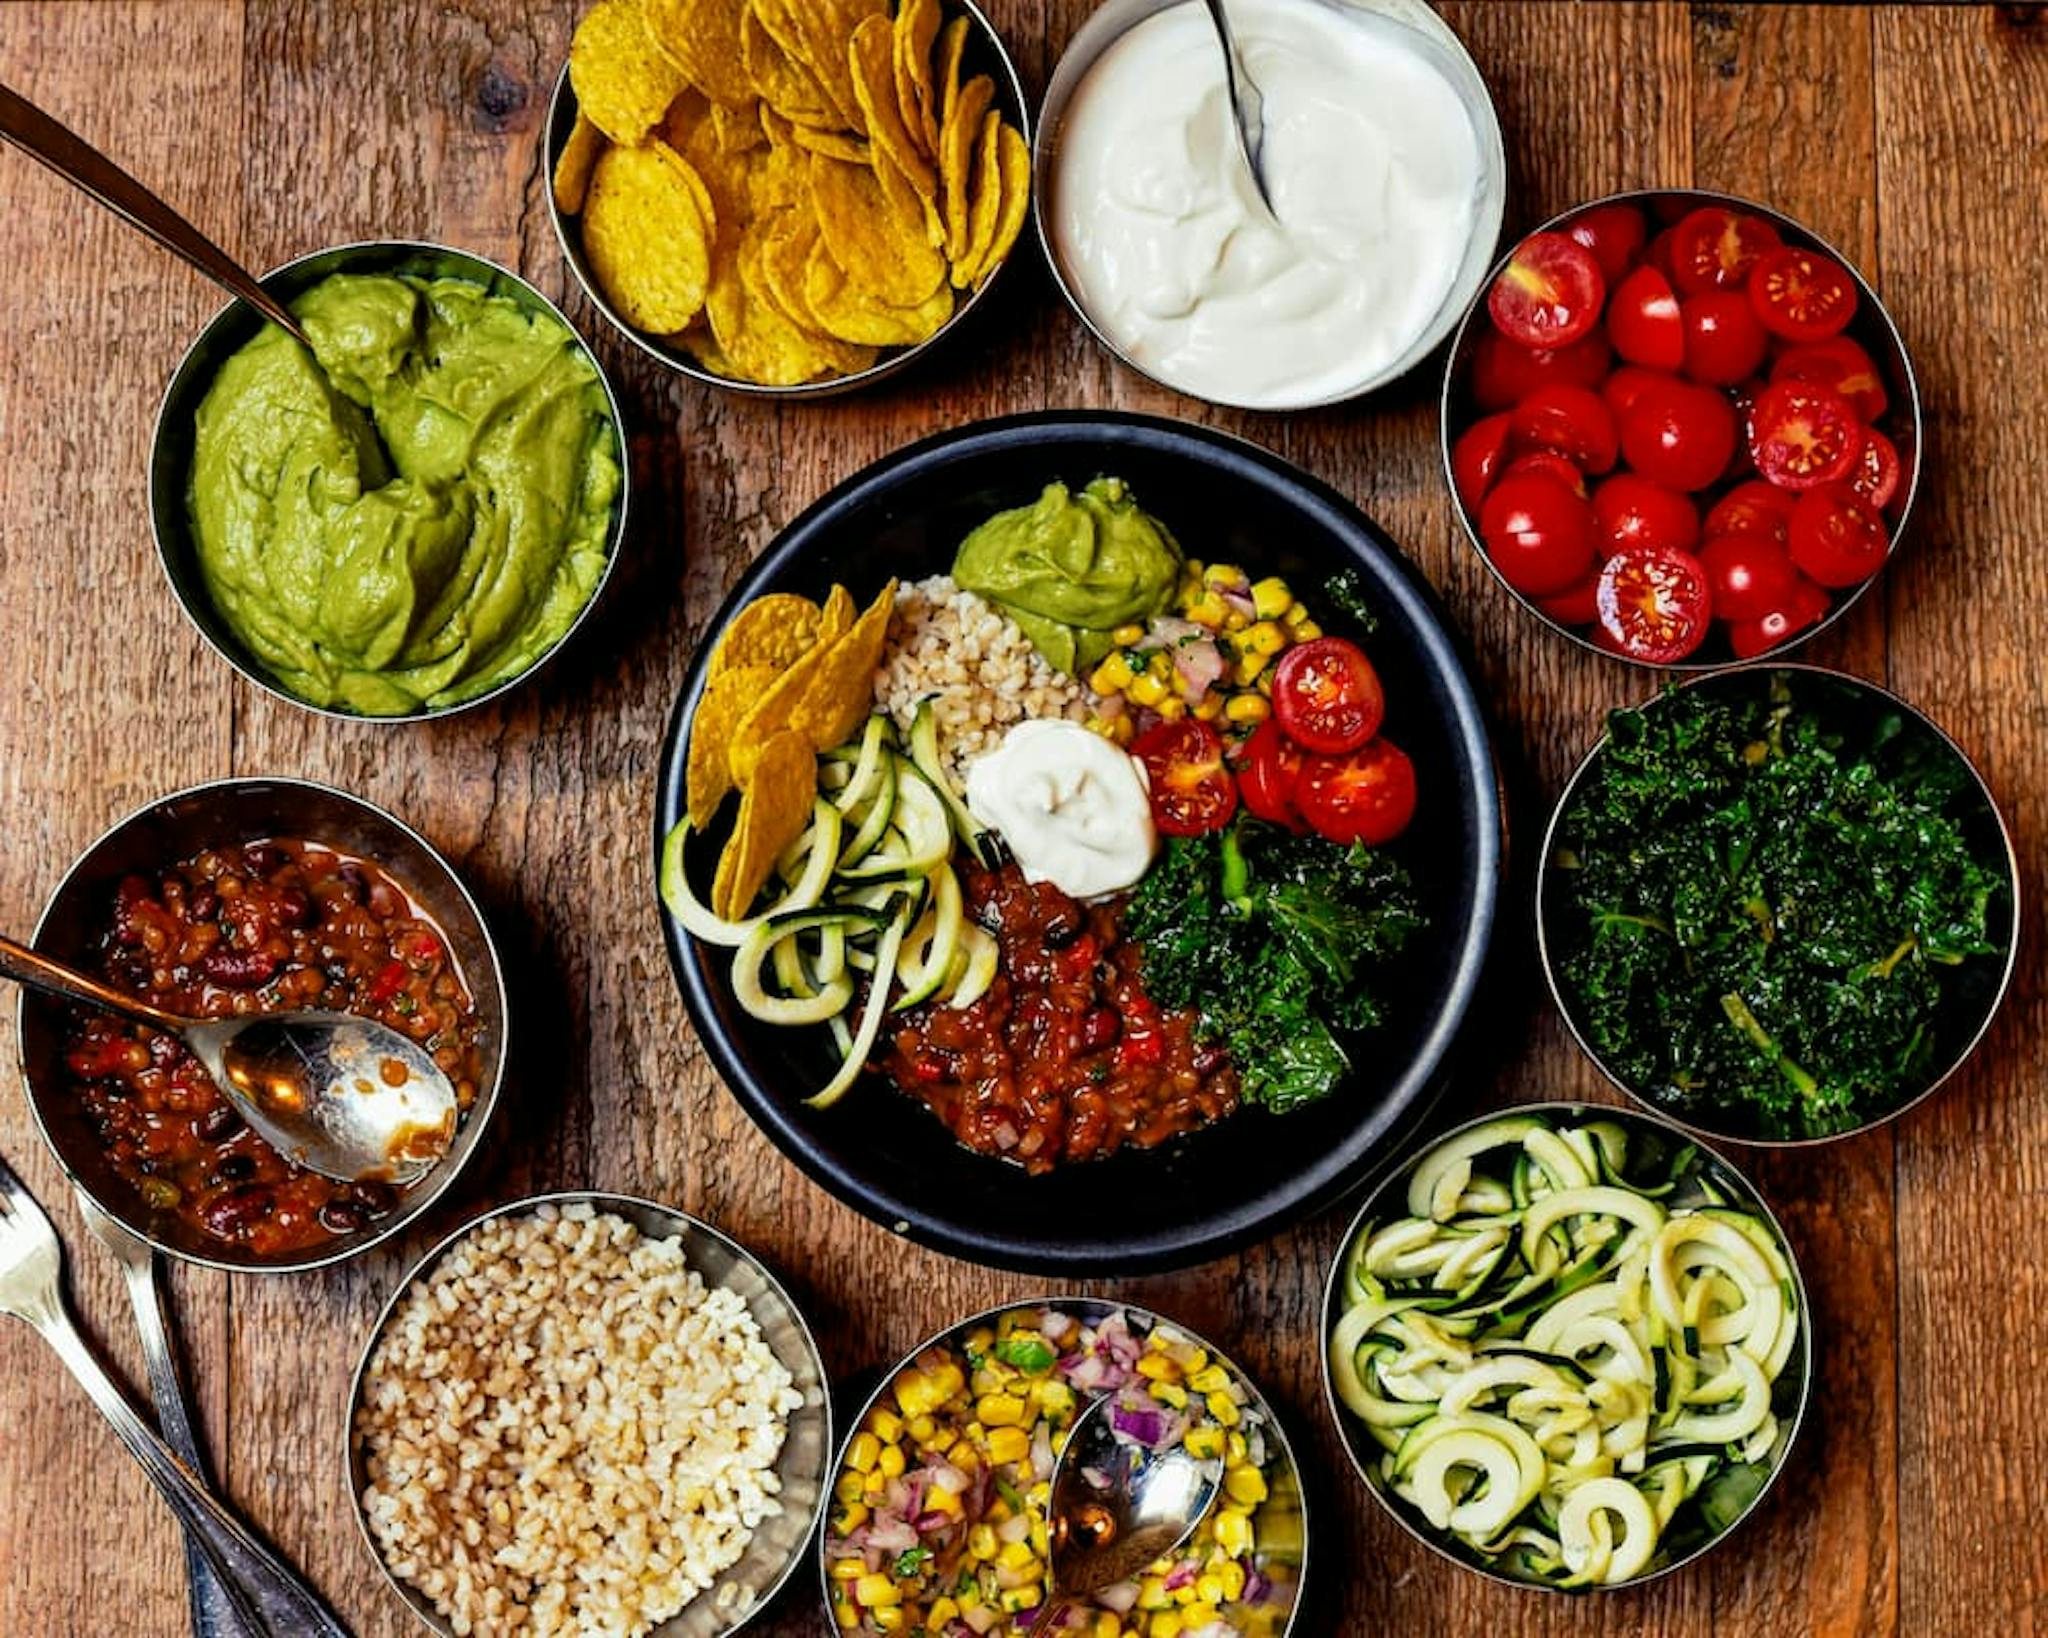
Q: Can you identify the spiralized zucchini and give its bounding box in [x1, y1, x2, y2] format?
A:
[1330, 1112, 1802, 1588]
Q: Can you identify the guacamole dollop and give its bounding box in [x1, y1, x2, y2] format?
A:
[188, 273, 621, 715]
[952, 478, 1182, 674]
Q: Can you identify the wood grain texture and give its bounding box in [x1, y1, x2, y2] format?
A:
[0, 3, 2041, 1635]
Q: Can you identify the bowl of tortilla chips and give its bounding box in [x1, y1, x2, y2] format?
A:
[545, 0, 1033, 395]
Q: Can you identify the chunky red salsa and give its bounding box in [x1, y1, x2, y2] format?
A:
[876, 860, 1237, 1171]
[64, 840, 484, 1257]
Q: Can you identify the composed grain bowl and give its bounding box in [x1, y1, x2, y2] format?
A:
[349, 1199, 829, 1638]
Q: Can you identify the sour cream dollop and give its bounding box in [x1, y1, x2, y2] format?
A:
[965, 720, 1158, 899]
[1051, 0, 1488, 408]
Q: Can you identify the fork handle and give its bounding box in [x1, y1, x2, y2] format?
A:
[35, 1308, 352, 1638]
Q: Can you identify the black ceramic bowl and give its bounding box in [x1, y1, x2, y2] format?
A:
[655, 412, 1502, 1274]
[1442, 188, 1922, 670]
[1536, 665, 2019, 1146]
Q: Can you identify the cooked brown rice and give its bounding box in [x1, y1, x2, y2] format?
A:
[354, 1203, 803, 1637]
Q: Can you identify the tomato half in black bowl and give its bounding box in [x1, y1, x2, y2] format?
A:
[654, 413, 1503, 1275]
[1442, 189, 1922, 670]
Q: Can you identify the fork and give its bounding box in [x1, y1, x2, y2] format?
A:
[0, 1153, 351, 1637]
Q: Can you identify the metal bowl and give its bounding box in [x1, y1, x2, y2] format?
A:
[1536, 664, 2019, 1147]
[541, 0, 1031, 399]
[1034, 0, 1506, 410]
[819, 1295, 1308, 1632]
[1321, 1099, 1815, 1591]
[1441, 188, 1924, 669]
[345, 1190, 832, 1638]
[14, 776, 508, 1273]
[149, 239, 630, 722]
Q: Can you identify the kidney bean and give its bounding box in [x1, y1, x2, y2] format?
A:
[333, 863, 368, 905]
[200, 1186, 275, 1239]
[242, 843, 285, 877]
[187, 883, 219, 921]
[199, 947, 280, 989]
[272, 886, 314, 928]
[316, 1199, 370, 1234]
[1080, 1007, 1122, 1051]
[210, 1153, 257, 1185]
[195, 1103, 244, 1143]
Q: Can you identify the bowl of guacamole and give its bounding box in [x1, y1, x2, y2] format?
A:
[152, 241, 628, 719]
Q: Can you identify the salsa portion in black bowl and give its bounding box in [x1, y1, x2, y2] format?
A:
[655, 412, 1501, 1274]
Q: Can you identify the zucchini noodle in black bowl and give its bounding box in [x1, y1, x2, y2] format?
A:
[654, 413, 1502, 1274]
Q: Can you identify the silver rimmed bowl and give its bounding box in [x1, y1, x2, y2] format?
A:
[1034, 0, 1505, 410]
[1536, 663, 2019, 1146]
[542, 0, 1030, 399]
[818, 1295, 1309, 1634]
[346, 1190, 832, 1637]
[1322, 1100, 1815, 1591]
[14, 776, 507, 1274]
[149, 238, 630, 722]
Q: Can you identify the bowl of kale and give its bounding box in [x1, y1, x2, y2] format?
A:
[1538, 665, 2017, 1144]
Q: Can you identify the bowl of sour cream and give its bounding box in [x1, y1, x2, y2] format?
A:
[1036, 0, 1505, 411]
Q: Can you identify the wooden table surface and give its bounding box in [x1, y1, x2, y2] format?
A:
[2, 3, 2042, 1634]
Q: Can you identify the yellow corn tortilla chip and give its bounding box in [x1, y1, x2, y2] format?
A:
[802, 240, 955, 347]
[935, 17, 969, 136]
[893, 0, 942, 159]
[742, 5, 841, 130]
[713, 592, 825, 674]
[714, 729, 815, 919]
[760, 208, 826, 328]
[672, 316, 741, 376]
[706, 216, 871, 386]
[790, 125, 872, 165]
[954, 109, 1003, 288]
[751, 0, 886, 133]
[644, 0, 756, 108]
[583, 140, 714, 333]
[808, 152, 947, 307]
[875, 148, 946, 252]
[849, 14, 936, 199]
[570, 0, 689, 144]
[788, 580, 898, 752]
[552, 114, 607, 216]
[712, 97, 769, 153]
[962, 121, 1031, 289]
[687, 661, 777, 825]
[820, 584, 856, 633]
[940, 73, 994, 264]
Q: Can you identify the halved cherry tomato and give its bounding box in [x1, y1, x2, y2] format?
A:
[1238, 718, 1309, 833]
[1704, 479, 1796, 543]
[1698, 533, 1801, 621]
[1667, 206, 1781, 295]
[1618, 377, 1739, 492]
[1470, 329, 1612, 412]
[1728, 577, 1831, 658]
[1510, 384, 1619, 474]
[1566, 202, 1649, 281]
[1452, 413, 1512, 511]
[1502, 450, 1589, 499]
[1295, 739, 1418, 847]
[1592, 473, 1700, 554]
[1536, 574, 1601, 627]
[1748, 245, 1858, 340]
[1270, 637, 1386, 754]
[1749, 381, 1861, 490]
[1600, 364, 1674, 421]
[1595, 544, 1712, 663]
[1130, 719, 1237, 836]
[1606, 265, 1684, 369]
[1850, 426, 1904, 510]
[1789, 482, 1891, 587]
[1680, 290, 1769, 385]
[1771, 335, 1889, 421]
[1478, 473, 1600, 597]
[1488, 231, 1606, 349]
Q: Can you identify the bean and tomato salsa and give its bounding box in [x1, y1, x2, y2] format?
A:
[877, 860, 1237, 1170]
[64, 840, 484, 1257]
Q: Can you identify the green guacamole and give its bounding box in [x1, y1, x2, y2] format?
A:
[189, 273, 621, 715]
[952, 477, 1183, 674]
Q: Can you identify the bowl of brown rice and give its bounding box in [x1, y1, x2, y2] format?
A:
[345, 1191, 831, 1638]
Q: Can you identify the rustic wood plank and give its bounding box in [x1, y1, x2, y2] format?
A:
[0, 5, 244, 1635]
[1873, 8, 2048, 1636]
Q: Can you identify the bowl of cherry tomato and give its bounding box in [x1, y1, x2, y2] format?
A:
[1441, 189, 1921, 667]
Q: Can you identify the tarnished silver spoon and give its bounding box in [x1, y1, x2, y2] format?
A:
[0, 932, 456, 1184]
[1201, 0, 1280, 221]
[1048, 1393, 1224, 1603]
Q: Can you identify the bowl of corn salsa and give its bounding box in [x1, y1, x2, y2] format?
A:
[820, 1299, 1307, 1637]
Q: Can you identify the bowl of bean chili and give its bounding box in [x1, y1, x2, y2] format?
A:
[15, 777, 507, 1271]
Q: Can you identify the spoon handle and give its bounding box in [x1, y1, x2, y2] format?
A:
[0, 931, 191, 1033]
[33, 1298, 353, 1638]
[0, 81, 309, 345]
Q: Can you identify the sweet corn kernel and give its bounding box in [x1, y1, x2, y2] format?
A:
[1148, 1612, 1184, 1638]
[1224, 1466, 1268, 1506]
[1206, 1389, 1242, 1427]
[968, 1525, 1000, 1561]
[1196, 1574, 1225, 1604]
[1153, 696, 1188, 723]
[1000, 1585, 1044, 1613]
[829, 1558, 865, 1581]
[834, 1472, 865, 1505]
[1129, 673, 1169, 708]
[1110, 714, 1136, 745]
[862, 1472, 888, 1503]
[872, 1609, 908, 1633]
[1217, 1561, 1247, 1602]
[1183, 1601, 1222, 1627]
[1222, 609, 1250, 632]
[1294, 619, 1322, 640]
[1093, 1614, 1122, 1638]
[1172, 1581, 1197, 1605]
[907, 1414, 937, 1443]
[1091, 653, 1135, 693]
[977, 1393, 1028, 1428]
[847, 1432, 880, 1473]
[1282, 600, 1312, 627]
[1251, 577, 1292, 618]
[1242, 620, 1287, 656]
[834, 1503, 870, 1534]
[929, 1597, 961, 1627]
[1203, 563, 1245, 588]
[833, 1596, 860, 1628]
[1147, 651, 1174, 680]
[1226, 1432, 1248, 1462]
[1084, 714, 1117, 740]
[1184, 559, 1206, 582]
[1223, 693, 1269, 725]
[1149, 1380, 1189, 1410]
[985, 1426, 1032, 1466]
[1184, 1425, 1226, 1460]
[1213, 1510, 1254, 1556]
[997, 1540, 1038, 1573]
[1113, 622, 1148, 645]
[1136, 1353, 1181, 1383]
[853, 1572, 901, 1607]
[1193, 694, 1226, 722]
[1137, 1576, 1172, 1611]
[926, 1483, 963, 1517]
[1034, 1380, 1076, 1417]
[870, 1410, 903, 1443]
[1187, 591, 1229, 628]
[1234, 651, 1271, 686]
[878, 1443, 907, 1478]
[1256, 669, 1274, 696]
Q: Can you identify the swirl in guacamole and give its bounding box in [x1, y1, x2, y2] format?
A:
[952, 477, 1182, 674]
[188, 273, 621, 715]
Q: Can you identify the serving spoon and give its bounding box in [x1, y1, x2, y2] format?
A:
[0, 932, 457, 1185]
[1201, 0, 1280, 221]
[0, 80, 311, 347]
[1047, 1392, 1224, 1605]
